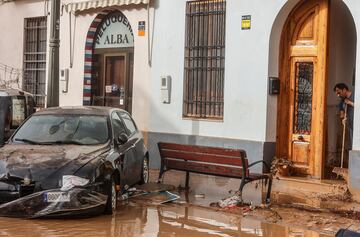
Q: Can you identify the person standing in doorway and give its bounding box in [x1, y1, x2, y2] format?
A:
[333, 83, 355, 149]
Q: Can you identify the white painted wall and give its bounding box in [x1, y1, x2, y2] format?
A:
[1, 0, 359, 147]
[59, 2, 151, 132]
[342, 0, 360, 149]
[0, 0, 50, 90]
[149, 0, 289, 142]
[267, 0, 301, 142]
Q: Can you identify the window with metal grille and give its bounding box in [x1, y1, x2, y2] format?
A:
[183, 0, 226, 119]
[23, 17, 47, 107]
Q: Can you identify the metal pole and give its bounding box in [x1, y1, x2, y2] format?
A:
[46, 0, 60, 107]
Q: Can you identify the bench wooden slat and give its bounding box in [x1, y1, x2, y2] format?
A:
[164, 159, 245, 179]
[157, 142, 272, 204]
[160, 149, 246, 167]
[159, 142, 246, 158]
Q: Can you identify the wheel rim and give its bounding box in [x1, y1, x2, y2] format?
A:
[111, 182, 117, 211]
[143, 158, 149, 183]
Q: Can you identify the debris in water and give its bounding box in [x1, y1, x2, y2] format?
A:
[0, 188, 107, 218]
[133, 191, 180, 205]
[194, 194, 205, 198]
[217, 192, 243, 208]
[134, 182, 175, 193]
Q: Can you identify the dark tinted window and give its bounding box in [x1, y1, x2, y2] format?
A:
[11, 97, 26, 128]
[111, 112, 127, 138]
[119, 112, 137, 135]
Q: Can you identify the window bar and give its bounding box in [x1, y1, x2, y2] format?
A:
[23, 17, 47, 107]
[184, 1, 225, 119]
[195, 2, 200, 117]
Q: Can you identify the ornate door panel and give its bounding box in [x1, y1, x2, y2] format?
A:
[289, 59, 314, 174]
[277, 0, 328, 178]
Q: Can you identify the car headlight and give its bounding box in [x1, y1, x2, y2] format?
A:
[60, 175, 89, 191]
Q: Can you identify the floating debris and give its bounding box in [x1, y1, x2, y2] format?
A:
[217, 192, 243, 208]
[0, 188, 107, 218]
[194, 194, 205, 198]
[134, 182, 175, 193]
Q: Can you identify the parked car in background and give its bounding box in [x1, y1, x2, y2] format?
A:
[0, 89, 36, 145]
[0, 106, 149, 216]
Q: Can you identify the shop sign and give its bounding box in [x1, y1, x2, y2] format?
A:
[95, 13, 134, 49]
[241, 15, 251, 30]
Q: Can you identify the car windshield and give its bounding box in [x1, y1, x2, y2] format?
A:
[12, 114, 109, 145]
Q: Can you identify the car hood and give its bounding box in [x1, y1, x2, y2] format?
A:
[0, 143, 110, 185]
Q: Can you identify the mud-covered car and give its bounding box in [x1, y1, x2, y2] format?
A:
[0, 106, 149, 217]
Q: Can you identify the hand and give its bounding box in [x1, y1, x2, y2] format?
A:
[344, 98, 354, 107]
[342, 117, 347, 126]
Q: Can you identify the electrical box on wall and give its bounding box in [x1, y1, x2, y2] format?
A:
[269, 77, 280, 95]
[60, 69, 69, 93]
[161, 76, 171, 104]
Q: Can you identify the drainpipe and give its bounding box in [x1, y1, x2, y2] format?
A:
[47, 0, 60, 107]
[147, 1, 152, 67]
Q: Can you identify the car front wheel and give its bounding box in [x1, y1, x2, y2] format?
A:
[104, 178, 117, 215]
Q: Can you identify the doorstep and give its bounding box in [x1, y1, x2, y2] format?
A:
[271, 175, 360, 212]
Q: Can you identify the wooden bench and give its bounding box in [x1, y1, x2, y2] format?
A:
[157, 142, 272, 204]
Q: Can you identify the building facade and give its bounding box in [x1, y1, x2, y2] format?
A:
[1, 0, 360, 194]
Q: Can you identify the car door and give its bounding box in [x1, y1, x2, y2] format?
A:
[117, 111, 142, 184]
[110, 111, 135, 188]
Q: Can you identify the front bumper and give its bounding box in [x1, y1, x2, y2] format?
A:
[0, 188, 108, 218]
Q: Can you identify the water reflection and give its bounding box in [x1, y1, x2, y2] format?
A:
[0, 203, 331, 237]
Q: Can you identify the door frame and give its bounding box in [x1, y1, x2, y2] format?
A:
[276, 0, 329, 179]
[94, 47, 134, 113]
[103, 53, 127, 100]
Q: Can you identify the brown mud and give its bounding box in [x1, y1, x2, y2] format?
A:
[0, 201, 331, 237]
[0, 171, 357, 236]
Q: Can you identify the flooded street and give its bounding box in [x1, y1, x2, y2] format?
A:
[0, 202, 331, 237]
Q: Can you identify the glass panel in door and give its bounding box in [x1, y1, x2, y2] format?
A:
[104, 55, 126, 109]
[291, 61, 314, 174]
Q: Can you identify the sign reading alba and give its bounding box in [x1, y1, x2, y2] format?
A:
[95, 12, 134, 49]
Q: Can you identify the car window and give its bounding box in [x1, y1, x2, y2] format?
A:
[111, 112, 127, 138]
[12, 115, 109, 145]
[118, 112, 137, 135]
[11, 97, 26, 128]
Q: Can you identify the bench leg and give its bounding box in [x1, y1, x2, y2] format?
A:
[185, 171, 190, 190]
[239, 177, 246, 198]
[157, 164, 165, 183]
[265, 178, 272, 205]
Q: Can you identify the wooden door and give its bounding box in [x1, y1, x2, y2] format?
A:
[277, 0, 328, 178]
[104, 55, 126, 110]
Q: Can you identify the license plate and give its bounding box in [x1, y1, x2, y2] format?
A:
[44, 192, 70, 203]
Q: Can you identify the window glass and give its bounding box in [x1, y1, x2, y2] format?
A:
[111, 112, 127, 138]
[119, 112, 137, 135]
[13, 115, 109, 145]
[24, 17, 47, 107]
[11, 97, 26, 128]
[183, 0, 226, 120]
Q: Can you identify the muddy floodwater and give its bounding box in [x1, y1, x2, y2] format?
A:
[0, 202, 331, 237]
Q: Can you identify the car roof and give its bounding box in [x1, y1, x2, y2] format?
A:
[34, 106, 125, 116]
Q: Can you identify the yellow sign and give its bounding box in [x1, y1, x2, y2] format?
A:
[138, 21, 145, 36]
[241, 15, 251, 30]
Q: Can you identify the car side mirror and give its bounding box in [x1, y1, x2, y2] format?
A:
[116, 133, 128, 145]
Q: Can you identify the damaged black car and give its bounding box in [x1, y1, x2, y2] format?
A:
[0, 106, 149, 218]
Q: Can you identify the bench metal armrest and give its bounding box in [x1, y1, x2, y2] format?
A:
[248, 160, 270, 170]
